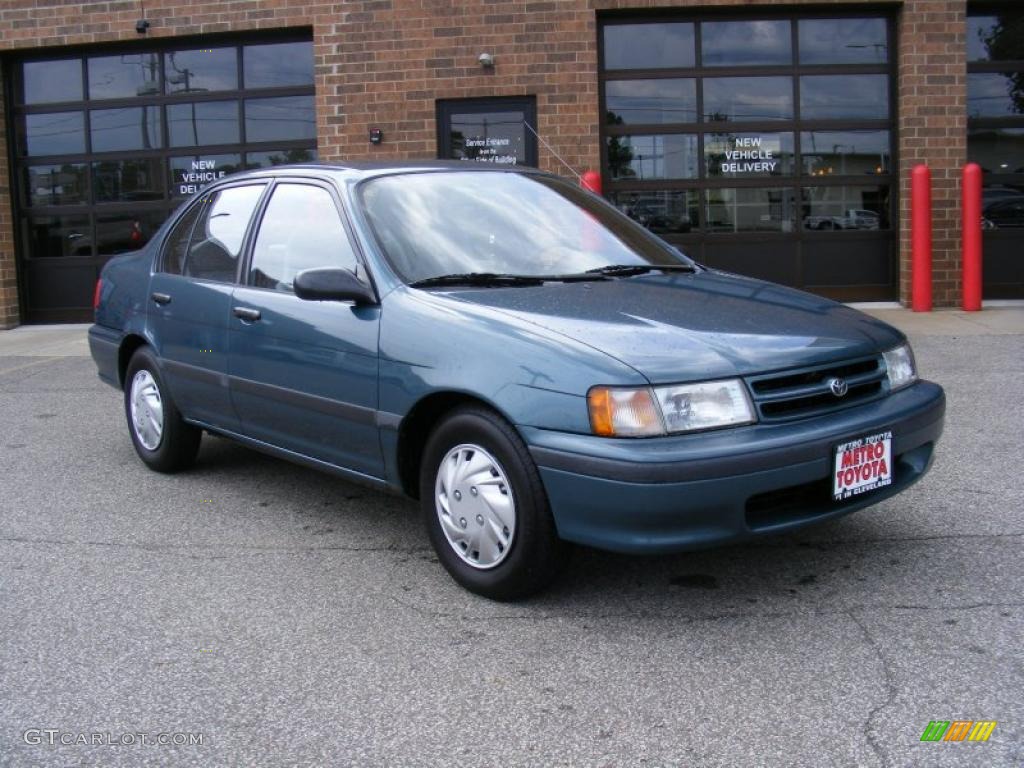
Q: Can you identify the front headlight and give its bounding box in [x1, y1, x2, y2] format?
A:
[883, 343, 918, 391]
[588, 379, 756, 437]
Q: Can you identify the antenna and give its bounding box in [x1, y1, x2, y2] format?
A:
[523, 120, 581, 181]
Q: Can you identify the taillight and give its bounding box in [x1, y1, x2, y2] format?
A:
[93, 278, 103, 311]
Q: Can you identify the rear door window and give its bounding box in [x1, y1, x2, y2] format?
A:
[183, 184, 265, 282]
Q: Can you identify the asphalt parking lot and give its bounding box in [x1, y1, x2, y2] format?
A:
[1, 309, 1021, 767]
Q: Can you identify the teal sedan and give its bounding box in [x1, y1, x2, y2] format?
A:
[89, 163, 945, 599]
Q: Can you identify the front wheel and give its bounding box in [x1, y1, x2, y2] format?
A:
[123, 347, 201, 473]
[420, 406, 564, 600]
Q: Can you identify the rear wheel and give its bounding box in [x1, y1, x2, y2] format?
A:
[420, 406, 564, 600]
[124, 347, 201, 472]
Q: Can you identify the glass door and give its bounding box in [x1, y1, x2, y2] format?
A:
[437, 97, 538, 168]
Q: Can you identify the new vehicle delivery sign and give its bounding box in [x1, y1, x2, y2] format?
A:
[833, 431, 893, 501]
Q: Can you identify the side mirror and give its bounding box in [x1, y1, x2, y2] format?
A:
[294, 267, 376, 305]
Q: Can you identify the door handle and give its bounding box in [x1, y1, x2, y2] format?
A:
[151, 292, 171, 305]
[233, 307, 261, 322]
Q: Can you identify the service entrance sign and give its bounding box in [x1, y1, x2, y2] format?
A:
[833, 431, 893, 500]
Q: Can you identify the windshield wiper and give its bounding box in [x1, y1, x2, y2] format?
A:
[584, 264, 698, 277]
[408, 272, 545, 288]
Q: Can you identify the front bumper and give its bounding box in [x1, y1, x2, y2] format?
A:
[524, 380, 945, 554]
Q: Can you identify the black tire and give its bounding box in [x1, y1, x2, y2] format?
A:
[420, 405, 564, 600]
[123, 347, 201, 473]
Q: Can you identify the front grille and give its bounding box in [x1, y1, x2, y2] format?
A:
[746, 355, 887, 422]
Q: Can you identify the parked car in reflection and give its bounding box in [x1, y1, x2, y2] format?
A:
[618, 199, 693, 234]
[89, 163, 944, 600]
[982, 196, 1024, 229]
[69, 219, 148, 257]
[804, 209, 880, 231]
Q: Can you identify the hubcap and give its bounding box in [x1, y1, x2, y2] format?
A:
[434, 444, 516, 569]
[129, 370, 164, 451]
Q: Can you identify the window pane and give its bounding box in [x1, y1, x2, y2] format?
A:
[801, 186, 890, 231]
[167, 101, 240, 147]
[90, 107, 161, 152]
[88, 53, 160, 99]
[703, 77, 793, 122]
[608, 190, 698, 234]
[706, 187, 795, 233]
[185, 185, 265, 281]
[968, 14, 1024, 62]
[245, 96, 316, 142]
[170, 154, 243, 199]
[603, 23, 695, 70]
[245, 148, 318, 169]
[798, 18, 888, 65]
[23, 60, 82, 104]
[162, 202, 204, 274]
[24, 164, 88, 206]
[244, 42, 314, 88]
[23, 214, 91, 258]
[704, 132, 794, 178]
[968, 73, 1024, 118]
[250, 185, 357, 291]
[801, 131, 891, 176]
[606, 135, 698, 180]
[701, 20, 791, 66]
[969, 127, 1024, 175]
[95, 210, 167, 256]
[448, 110, 529, 164]
[605, 79, 697, 125]
[800, 75, 889, 120]
[93, 158, 165, 203]
[165, 48, 238, 93]
[22, 112, 85, 156]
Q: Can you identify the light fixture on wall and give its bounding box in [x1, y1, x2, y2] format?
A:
[478, 53, 495, 68]
[136, 0, 150, 33]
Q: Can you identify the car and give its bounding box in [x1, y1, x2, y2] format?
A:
[804, 209, 880, 231]
[981, 196, 1024, 229]
[88, 162, 945, 600]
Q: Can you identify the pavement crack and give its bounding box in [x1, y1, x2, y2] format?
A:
[847, 609, 896, 768]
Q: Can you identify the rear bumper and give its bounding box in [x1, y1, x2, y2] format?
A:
[88, 324, 121, 389]
[525, 380, 945, 554]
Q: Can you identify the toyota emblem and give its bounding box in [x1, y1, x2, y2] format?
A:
[828, 377, 849, 397]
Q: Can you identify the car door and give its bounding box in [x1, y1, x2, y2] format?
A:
[149, 182, 268, 429]
[228, 179, 383, 478]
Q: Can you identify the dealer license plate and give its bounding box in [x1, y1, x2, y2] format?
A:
[833, 431, 893, 501]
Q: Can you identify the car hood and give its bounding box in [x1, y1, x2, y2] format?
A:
[438, 271, 904, 384]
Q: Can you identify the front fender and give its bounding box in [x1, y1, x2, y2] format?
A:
[378, 287, 647, 434]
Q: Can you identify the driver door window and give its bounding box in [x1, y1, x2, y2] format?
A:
[249, 183, 358, 292]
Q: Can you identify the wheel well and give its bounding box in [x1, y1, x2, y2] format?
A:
[117, 334, 148, 389]
[396, 392, 498, 499]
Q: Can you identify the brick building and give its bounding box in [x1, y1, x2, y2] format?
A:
[1, 0, 1021, 325]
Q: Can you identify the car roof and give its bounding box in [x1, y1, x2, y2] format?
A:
[219, 160, 551, 184]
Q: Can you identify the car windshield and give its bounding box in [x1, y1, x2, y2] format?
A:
[357, 170, 691, 285]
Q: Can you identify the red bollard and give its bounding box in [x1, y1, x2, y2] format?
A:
[911, 164, 933, 312]
[962, 163, 983, 311]
[580, 169, 602, 195]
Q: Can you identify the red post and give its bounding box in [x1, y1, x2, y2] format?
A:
[962, 162, 983, 311]
[580, 169, 602, 195]
[911, 164, 933, 312]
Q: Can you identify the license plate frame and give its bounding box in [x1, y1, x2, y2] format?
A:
[833, 430, 893, 501]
